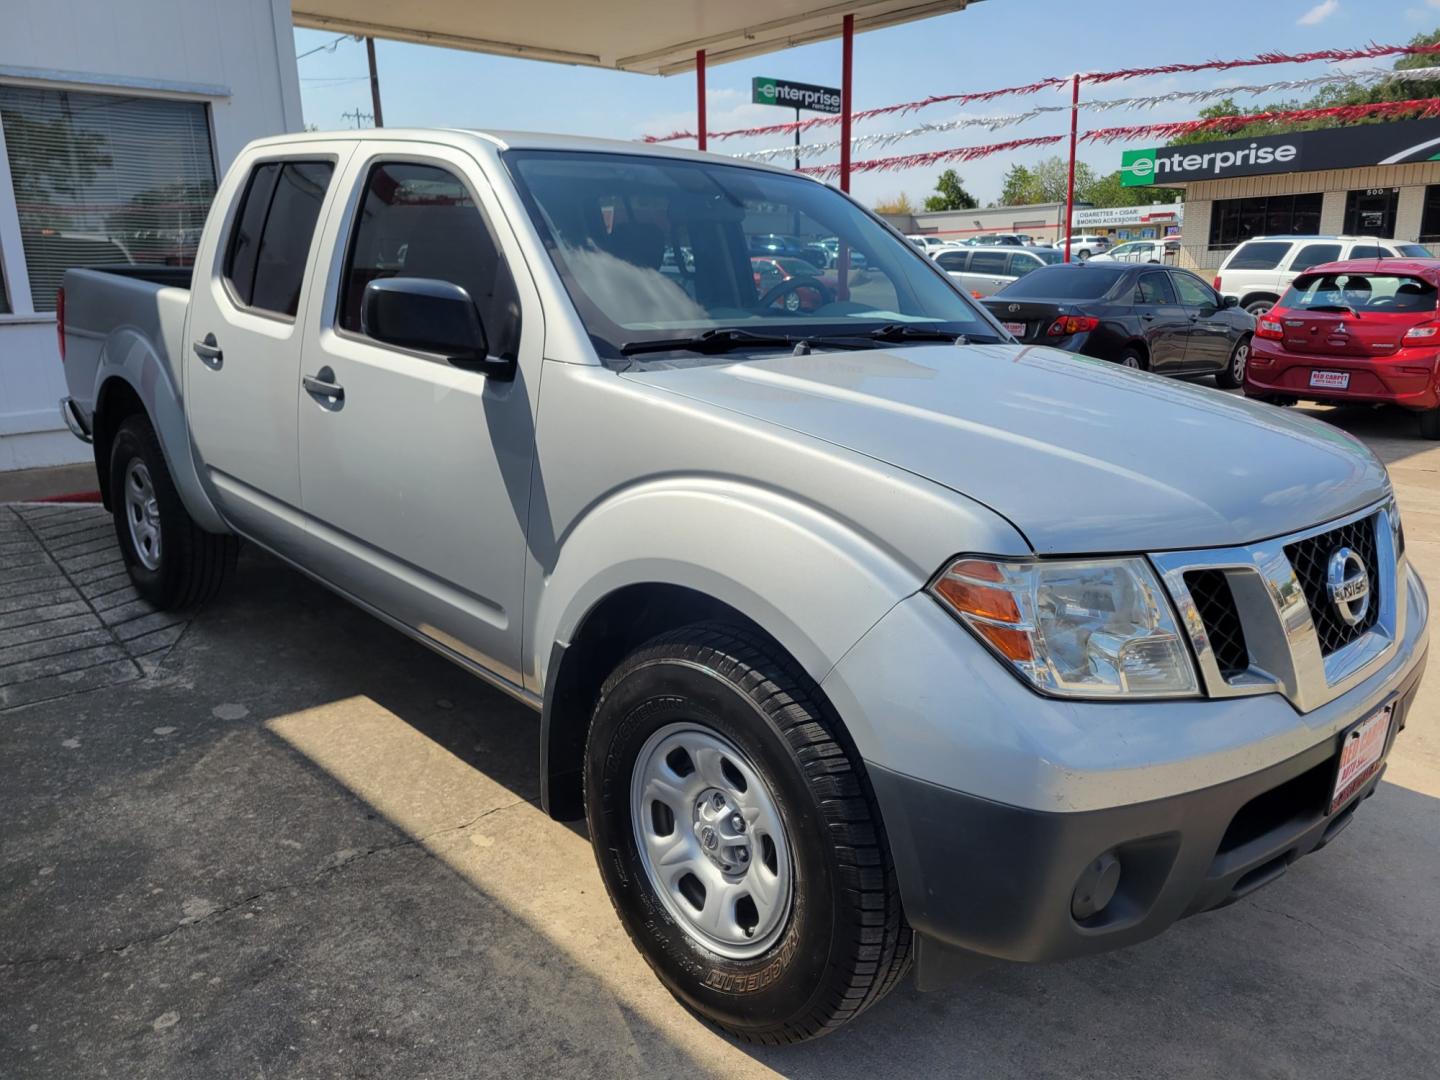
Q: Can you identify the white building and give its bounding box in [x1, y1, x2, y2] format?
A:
[0, 0, 303, 470]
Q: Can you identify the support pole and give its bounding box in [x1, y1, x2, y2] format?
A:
[1063, 73, 1079, 263]
[366, 37, 384, 128]
[696, 50, 707, 151]
[794, 107, 801, 171]
[840, 14, 854, 193]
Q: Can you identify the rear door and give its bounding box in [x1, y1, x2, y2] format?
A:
[960, 248, 1010, 296]
[1132, 270, 1190, 371]
[185, 141, 353, 549]
[1170, 270, 1233, 371]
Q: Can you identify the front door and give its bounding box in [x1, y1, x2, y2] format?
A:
[185, 142, 352, 549]
[1170, 271, 1233, 373]
[1132, 270, 1189, 371]
[296, 146, 539, 687]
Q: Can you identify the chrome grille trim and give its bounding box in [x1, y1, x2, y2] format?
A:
[1150, 498, 1403, 713]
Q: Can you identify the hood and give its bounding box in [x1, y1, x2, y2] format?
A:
[620, 344, 1389, 554]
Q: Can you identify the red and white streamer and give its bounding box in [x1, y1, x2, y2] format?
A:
[1081, 65, 1440, 111]
[731, 110, 1045, 162]
[797, 135, 1066, 180]
[1081, 97, 1440, 143]
[1081, 40, 1440, 85]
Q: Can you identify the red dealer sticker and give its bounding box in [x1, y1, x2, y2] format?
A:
[1329, 700, 1395, 814]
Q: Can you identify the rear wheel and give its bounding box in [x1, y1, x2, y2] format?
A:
[1419, 408, 1440, 440]
[1244, 297, 1277, 316]
[109, 414, 237, 610]
[1215, 335, 1250, 389]
[1118, 347, 1147, 371]
[585, 622, 910, 1043]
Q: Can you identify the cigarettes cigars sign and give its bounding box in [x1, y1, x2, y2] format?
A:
[1121, 117, 1440, 186]
[751, 77, 842, 114]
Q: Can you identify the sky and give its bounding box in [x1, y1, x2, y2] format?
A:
[293, 0, 1439, 208]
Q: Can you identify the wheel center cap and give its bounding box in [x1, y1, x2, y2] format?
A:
[700, 826, 718, 850]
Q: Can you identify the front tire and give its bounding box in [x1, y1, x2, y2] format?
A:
[1215, 335, 1250, 389]
[585, 623, 910, 1043]
[109, 414, 237, 610]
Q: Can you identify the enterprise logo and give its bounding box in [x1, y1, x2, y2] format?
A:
[1121, 143, 1299, 185]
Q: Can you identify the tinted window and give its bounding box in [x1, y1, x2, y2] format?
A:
[1395, 243, 1432, 258]
[1209, 193, 1321, 249]
[1226, 241, 1291, 270]
[998, 265, 1125, 299]
[1135, 272, 1176, 305]
[1007, 253, 1044, 277]
[936, 250, 968, 271]
[340, 161, 521, 359]
[1349, 245, 1382, 260]
[1288, 243, 1341, 272]
[1283, 272, 1437, 313]
[223, 160, 333, 316]
[969, 250, 1008, 274]
[1171, 272, 1215, 308]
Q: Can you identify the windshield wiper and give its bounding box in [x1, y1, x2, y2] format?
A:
[619, 327, 871, 357]
[1306, 303, 1361, 318]
[863, 323, 967, 344]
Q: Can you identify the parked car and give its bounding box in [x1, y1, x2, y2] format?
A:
[1214, 235, 1432, 315]
[746, 233, 828, 270]
[933, 244, 1062, 297]
[1244, 258, 1440, 437]
[750, 255, 834, 311]
[1089, 237, 1180, 265]
[972, 232, 1028, 247]
[57, 128, 1427, 1044]
[1062, 234, 1112, 259]
[982, 261, 1254, 386]
[906, 234, 958, 253]
[817, 236, 869, 270]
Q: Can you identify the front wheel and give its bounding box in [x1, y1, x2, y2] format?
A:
[109, 414, 237, 610]
[1216, 335, 1250, 389]
[585, 623, 910, 1043]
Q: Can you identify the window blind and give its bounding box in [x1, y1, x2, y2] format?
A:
[0, 85, 215, 312]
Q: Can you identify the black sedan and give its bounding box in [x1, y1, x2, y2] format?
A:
[980, 262, 1255, 387]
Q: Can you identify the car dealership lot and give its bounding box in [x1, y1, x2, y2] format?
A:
[2, 401, 1438, 1080]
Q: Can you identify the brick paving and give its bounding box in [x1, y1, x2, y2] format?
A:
[0, 505, 191, 709]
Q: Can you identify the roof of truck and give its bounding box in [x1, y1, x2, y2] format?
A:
[244, 127, 802, 174]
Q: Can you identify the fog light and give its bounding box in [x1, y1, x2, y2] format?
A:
[1071, 852, 1122, 920]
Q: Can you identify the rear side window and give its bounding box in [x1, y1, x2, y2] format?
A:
[1007, 253, 1043, 277]
[936, 250, 968, 271]
[1349, 244, 1382, 260]
[1395, 243, 1432, 258]
[1225, 241, 1290, 270]
[970, 250, 1007, 274]
[339, 160, 521, 360]
[1288, 243, 1341, 272]
[1135, 272, 1176, 305]
[224, 160, 334, 316]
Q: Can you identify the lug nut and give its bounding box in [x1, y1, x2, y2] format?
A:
[711, 793, 726, 810]
[730, 814, 745, 832]
[737, 847, 749, 862]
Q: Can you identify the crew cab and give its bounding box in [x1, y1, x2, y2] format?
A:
[57, 129, 1429, 1044]
[1244, 258, 1440, 437]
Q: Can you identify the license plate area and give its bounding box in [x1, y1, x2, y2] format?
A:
[1003, 320, 1026, 337]
[1310, 370, 1350, 390]
[1329, 699, 1395, 814]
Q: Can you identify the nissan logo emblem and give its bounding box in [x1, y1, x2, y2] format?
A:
[1326, 547, 1371, 627]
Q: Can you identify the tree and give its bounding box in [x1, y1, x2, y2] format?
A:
[922, 169, 978, 211]
[873, 192, 916, 215]
[1085, 170, 1181, 208]
[996, 156, 1095, 205]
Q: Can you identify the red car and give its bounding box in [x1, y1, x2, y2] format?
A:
[750, 256, 835, 311]
[1244, 257, 1440, 437]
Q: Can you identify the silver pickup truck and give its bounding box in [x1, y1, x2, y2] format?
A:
[57, 129, 1429, 1044]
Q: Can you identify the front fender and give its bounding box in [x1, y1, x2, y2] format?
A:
[94, 327, 226, 534]
[532, 476, 940, 694]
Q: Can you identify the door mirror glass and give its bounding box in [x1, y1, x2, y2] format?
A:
[1221, 294, 1239, 309]
[361, 277, 511, 377]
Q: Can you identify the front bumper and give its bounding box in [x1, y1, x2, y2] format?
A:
[871, 652, 1423, 978]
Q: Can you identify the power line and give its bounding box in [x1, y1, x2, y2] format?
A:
[296, 33, 356, 61]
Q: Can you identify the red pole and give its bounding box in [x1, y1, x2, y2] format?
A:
[840, 14, 854, 193]
[696, 50, 707, 151]
[1063, 73, 1079, 263]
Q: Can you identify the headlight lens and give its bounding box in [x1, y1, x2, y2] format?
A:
[930, 556, 1198, 698]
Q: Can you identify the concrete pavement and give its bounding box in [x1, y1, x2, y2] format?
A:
[2, 401, 1438, 1079]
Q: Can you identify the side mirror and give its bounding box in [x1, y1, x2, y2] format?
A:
[360, 277, 514, 379]
[1221, 294, 1239, 309]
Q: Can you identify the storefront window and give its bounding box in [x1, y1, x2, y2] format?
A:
[0, 85, 215, 312]
[1342, 188, 1399, 238]
[1419, 185, 1440, 244]
[1208, 193, 1322, 251]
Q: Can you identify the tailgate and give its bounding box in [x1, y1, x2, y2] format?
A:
[981, 299, 1067, 343]
[1278, 312, 1406, 358]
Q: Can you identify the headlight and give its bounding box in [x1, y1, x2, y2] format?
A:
[929, 556, 1198, 699]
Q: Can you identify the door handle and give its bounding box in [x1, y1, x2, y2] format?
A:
[193, 334, 223, 370]
[302, 368, 345, 409]
[1142, 314, 1156, 321]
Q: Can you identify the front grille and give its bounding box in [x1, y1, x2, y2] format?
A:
[1185, 569, 1250, 677]
[1285, 514, 1381, 656]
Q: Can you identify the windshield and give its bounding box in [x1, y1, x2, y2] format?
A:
[504, 150, 996, 358]
[996, 264, 1126, 299]
[1282, 272, 1438, 313]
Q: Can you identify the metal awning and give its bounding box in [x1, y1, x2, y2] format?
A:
[292, 0, 983, 75]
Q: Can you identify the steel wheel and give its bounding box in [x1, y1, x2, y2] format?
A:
[630, 721, 793, 960]
[124, 459, 162, 571]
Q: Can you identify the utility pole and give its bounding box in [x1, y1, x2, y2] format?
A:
[365, 37, 384, 127]
[341, 109, 374, 129]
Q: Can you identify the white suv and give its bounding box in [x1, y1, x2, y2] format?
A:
[1214, 235, 1433, 314]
